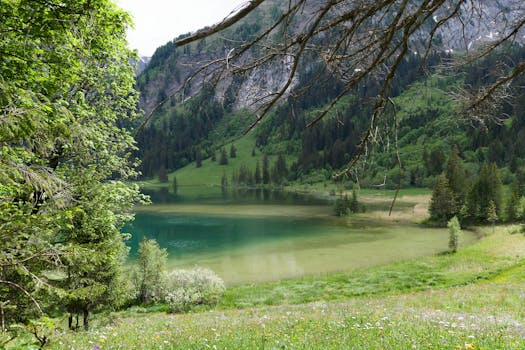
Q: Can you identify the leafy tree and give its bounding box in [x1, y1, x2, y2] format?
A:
[135, 238, 168, 304]
[429, 175, 457, 224]
[447, 216, 461, 253]
[0, 0, 143, 330]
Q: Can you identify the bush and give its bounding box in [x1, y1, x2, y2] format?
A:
[164, 267, 225, 313]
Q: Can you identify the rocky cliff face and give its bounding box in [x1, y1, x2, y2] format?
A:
[137, 0, 524, 116]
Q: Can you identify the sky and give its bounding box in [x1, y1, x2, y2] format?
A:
[116, 0, 245, 57]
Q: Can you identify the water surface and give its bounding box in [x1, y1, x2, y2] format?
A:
[127, 189, 476, 284]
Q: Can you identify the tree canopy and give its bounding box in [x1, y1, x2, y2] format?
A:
[0, 0, 143, 330]
[171, 0, 524, 178]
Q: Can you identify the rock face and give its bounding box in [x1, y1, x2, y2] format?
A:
[136, 56, 151, 75]
[137, 0, 524, 115]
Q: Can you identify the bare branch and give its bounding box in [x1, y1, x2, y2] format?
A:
[175, 0, 266, 47]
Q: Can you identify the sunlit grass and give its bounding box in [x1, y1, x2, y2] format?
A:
[37, 227, 525, 349]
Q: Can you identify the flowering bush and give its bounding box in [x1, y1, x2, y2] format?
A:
[164, 267, 225, 312]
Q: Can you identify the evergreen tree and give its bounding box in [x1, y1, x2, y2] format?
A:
[219, 148, 228, 165]
[429, 175, 457, 223]
[334, 195, 350, 216]
[445, 146, 467, 203]
[254, 161, 262, 184]
[158, 166, 169, 183]
[221, 172, 228, 190]
[195, 149, 202, 168]
[262, 155, 270, 184]
[230, 144, 237, 158]
[350, 189, 359, 213]
[505, 182, 521, 222]
[0, 0, 143, 329]
[172, 176, 178, 195]
[465, 162, 503, 223]
[272, 154, 288, 184]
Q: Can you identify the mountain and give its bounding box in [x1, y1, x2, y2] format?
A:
[134, 1, 525, 189]
[136, 56, 151, 74]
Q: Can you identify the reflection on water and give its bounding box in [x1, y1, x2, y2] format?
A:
[144, 187, 329, 205]
[126, 188, 476, 284]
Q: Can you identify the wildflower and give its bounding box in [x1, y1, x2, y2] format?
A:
[99, 338, 106, 344]
[464, 343, 474, 349]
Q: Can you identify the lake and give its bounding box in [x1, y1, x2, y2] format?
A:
[126, 188, 477, 284]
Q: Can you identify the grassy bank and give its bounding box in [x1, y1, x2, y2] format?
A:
[37, 226, 525, 349]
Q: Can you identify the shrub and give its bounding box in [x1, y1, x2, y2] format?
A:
[164, 267, 225, 312]
[447, 216, 461, 253]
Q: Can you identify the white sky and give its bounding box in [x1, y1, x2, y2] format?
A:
[116, 0, 245, 56]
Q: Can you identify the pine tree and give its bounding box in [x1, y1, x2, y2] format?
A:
[505, 182, 520, 222]
[221, 172, 228, 190]
[429, 175, 457, 224]
[158, 166, 168, 183]
[219, 148, 228, 165]
[230, 144, 237, 158]
[195, 149, 202, 168]
[172, 176, 178, 195]
[254, 161, 262, 184]
[465, 162, 503, 223]
[350, 189, 359, 213]
[262, 155, 270, 184]
[445, 146, 467, 203]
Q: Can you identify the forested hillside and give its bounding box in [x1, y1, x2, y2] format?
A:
[135, 14, 525, 192]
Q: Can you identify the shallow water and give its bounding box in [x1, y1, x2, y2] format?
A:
[126, 189, 476, 284]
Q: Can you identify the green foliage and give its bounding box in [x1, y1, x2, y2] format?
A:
[135, 238, 168, 304]
[230, 144, 237, 158]
[447, 216, 461, 253]
[0, 0, 143, 331]
[429, 175, 457, 224]
[334, 190, 363, 216]
[219, 148, 228, 165]
[463, 163, 503, 223]
[505, 182, 521, 222]
[172, 176, 178, 195]
[164, 268, 225, 313]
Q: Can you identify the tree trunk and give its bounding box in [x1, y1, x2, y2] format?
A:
[68, 314, 73, 330]
[83, 308, 89, 330]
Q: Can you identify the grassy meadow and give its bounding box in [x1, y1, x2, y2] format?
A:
[23, 225, 524, 349]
